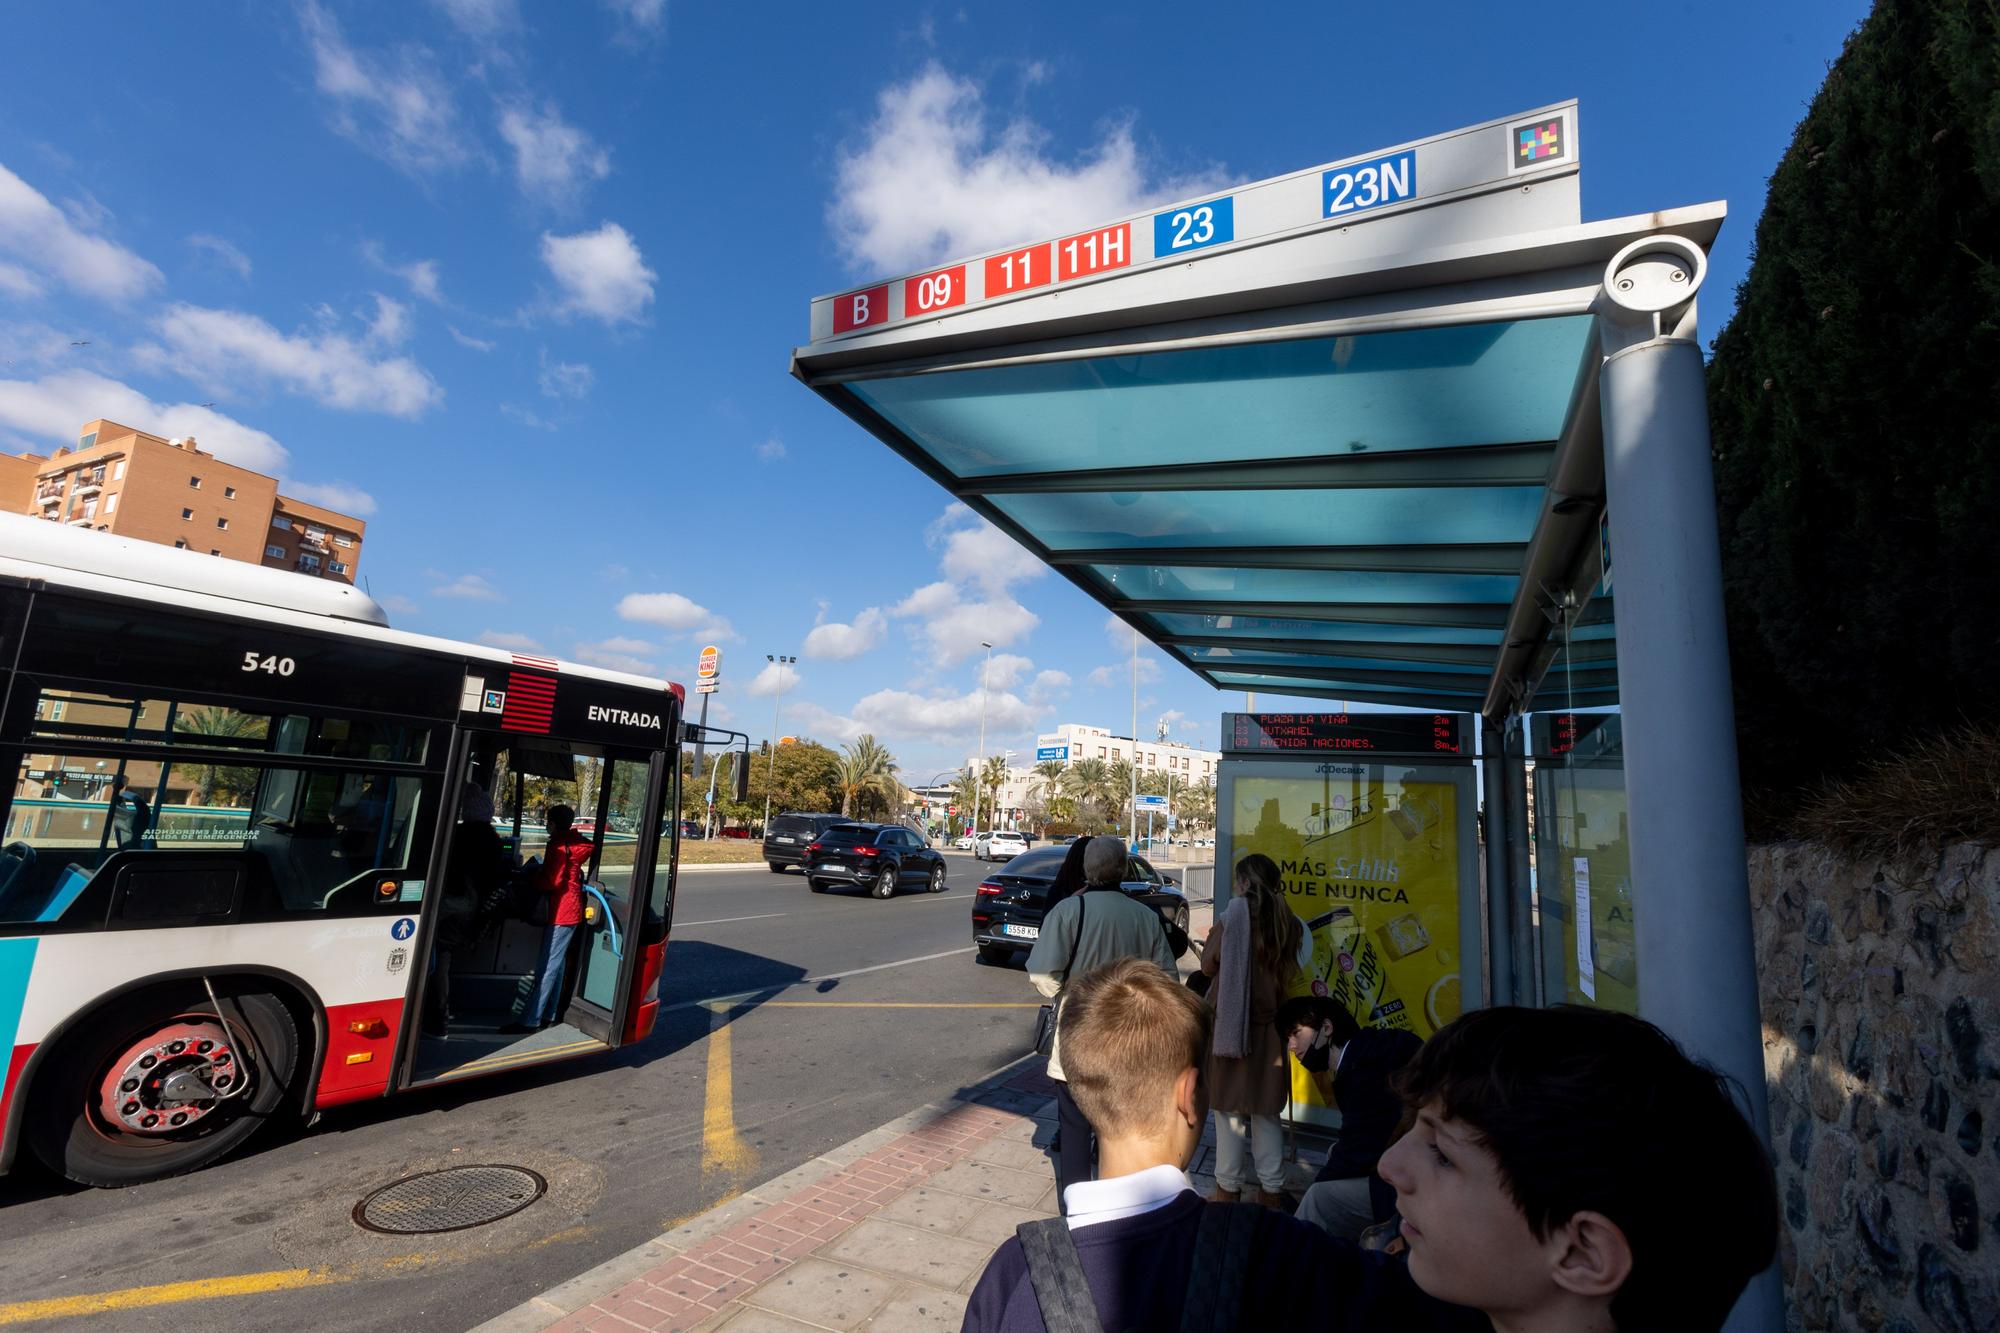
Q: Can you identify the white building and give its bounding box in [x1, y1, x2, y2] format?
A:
[1032, 723, 1221, 787]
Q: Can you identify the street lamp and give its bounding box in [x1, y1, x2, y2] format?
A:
[1129, 626, 1140, 845]
[976, 641, 992, 840]
[1157, 716, 1174, 853]
[760, 653, 796, 836]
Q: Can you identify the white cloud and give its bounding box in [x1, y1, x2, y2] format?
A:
[541, 222, 655, 325]
[0, 262, 41, 298]
[449, 324, 494, 351]
[0, 369, 289, 473]
[893, 581, 956, 619]
[538, 350, 593, 399]
[780, 700, 862, 746]
[431, 572, 502, 600]
[755, 435, 787, 463]
[851, 686, 1040, 747]
[744, 659, 802, 699]
[829, 62, 1221, 273]
[500, 103, 611, 206]
[939, 514, 1043, 595]
[141, 303, 442, 418]
[363, 241, 445, 304]
[803, 607, 886, 661]
[378, 594, 421, 616]
[283, 479, 378, 517]
[1033, 669, 1071, 693]
[617, 591, 712, 631]
[499, 402, 557, 429]
[602, 0, 667, 42]
[432, 0, 519, 38]
[300, 1, 469, 177]
[574, 637, 659, 675]
[892, 587, 1038, 666]
[366, 294, 413, 347]
[188, 233, 252, 280]
[978, 652, 1034, 690]
[1088, 657, 1160, 688]
[0, 161, 162, 302]
[479, 629, 544, 652]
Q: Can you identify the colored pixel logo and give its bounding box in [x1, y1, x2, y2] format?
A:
[1513, 118, 1566, 168]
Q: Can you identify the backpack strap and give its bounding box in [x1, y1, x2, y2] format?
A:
[1178, 1202, 1263, 1333]
[1016, 1218, 1106, 1333]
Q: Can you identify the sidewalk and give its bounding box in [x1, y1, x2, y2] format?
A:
[475, 1049, 1328, 1333]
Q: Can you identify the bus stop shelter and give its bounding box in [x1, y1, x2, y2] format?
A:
[793, 103, 1777, 1327]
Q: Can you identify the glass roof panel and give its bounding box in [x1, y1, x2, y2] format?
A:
[1180, 647, 1490, 675]
[1093, 565, 1518, 604]
[1208, 672, 1487, 700]
[1148, 613, 1506, 645]
[849, 316, 1596, 478]
[989, 486, 1540, 551]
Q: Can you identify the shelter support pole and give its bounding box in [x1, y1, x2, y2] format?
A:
[1596, 236, 1780, 1333]
[1479, 717, 1515, 1006]
[1501, 718, 1538, 1006]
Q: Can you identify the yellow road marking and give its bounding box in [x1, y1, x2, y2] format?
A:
[700, 1003, 758, 1181]
[0, 1268, 340, 1324]
[759, 1001, 1039, 1009]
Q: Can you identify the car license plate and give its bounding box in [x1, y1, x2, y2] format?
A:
[774, 836, 793, 843]
[1002, 924, 1040, 939]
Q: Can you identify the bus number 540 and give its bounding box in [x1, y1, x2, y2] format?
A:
[241, 652, 296, 676]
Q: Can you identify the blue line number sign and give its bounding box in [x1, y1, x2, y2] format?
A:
[1322, 150, 1416, 219]
[1152, 196, 1234, 257]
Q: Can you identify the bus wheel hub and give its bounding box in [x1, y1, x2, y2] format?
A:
[99, 1019, 237, 1134]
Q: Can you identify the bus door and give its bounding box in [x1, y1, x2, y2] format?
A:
[557, 747, 666, 1046]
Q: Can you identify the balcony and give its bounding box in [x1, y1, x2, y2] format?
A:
[35, 484, 63, 505]
[73, 470, 105, 497]
[298, 533, 329, 553]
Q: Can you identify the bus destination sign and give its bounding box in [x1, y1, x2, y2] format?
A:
[1225, 712, 1467, 756]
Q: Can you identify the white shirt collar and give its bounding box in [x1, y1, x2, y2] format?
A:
[1062, 1163, 1196, 1231]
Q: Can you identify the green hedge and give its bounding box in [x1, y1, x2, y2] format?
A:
[1708, 0, 2000, 798]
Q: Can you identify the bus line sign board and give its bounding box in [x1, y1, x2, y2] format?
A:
[810, 103, 1578, 343]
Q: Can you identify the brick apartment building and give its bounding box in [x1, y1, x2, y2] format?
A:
[0, 419, 365, 583]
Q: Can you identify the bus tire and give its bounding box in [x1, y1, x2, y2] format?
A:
[27, 986, 299, 1188]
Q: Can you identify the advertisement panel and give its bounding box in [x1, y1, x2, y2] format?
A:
[1219, 756, 1478, 1126]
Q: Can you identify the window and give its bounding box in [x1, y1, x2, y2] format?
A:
[78, 431, 97, 449]
[1097, 747, 1106, 757]
[173, 539, 188, 549]
[329, 561, 348, 575]
[81, 498, 97, 520]
[181, 507, 194, 520]
[223, 486, 236, 499]
[265, 544, 286, 559]
[271, 515, 291, 530]
[334, 535, 353, 548]
[189, 476, 201, 489]
[298, 553, 321, 573]
[215, 517, 229, 530]
[112, 459, 125, 481]
[103, 492, 118, 515]
[209, 549, 221, 556]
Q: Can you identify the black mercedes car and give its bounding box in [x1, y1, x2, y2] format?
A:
[971, 844, 1189, 963]
[764, 812, 845, 872]
[803, 822, 949, 898]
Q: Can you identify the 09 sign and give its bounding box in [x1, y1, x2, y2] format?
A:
[903, 264, 966, 317]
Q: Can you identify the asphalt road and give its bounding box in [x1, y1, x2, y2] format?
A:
[0, 853, 1044, 1330]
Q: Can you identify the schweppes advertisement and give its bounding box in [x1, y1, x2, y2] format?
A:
[1227, 762, 1468, 1120]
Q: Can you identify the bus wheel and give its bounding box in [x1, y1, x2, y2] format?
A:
[28, 987, 298, 1188]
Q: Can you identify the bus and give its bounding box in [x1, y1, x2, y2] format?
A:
[0, 516, 692, 1186]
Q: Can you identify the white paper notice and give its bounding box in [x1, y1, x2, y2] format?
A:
[1573, 856, 1596, 1000]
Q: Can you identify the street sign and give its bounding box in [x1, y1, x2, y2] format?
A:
[811, 102, 1580, 344]
[1134, 794, 1168, 811]
[696, 644, 721, 695]
[1035, 745, 1068, 762]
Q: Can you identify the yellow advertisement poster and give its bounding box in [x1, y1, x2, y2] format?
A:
[1228, 764, 1466, 1120]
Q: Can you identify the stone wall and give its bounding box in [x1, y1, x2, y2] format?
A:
[1749, 841, 1998, 1332]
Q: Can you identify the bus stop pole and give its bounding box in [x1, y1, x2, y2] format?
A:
[1479, 717, 1515, 1006]
[1595, 242, 1782, 1333]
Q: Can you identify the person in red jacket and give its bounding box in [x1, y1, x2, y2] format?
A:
[503, 803, 594, 1033]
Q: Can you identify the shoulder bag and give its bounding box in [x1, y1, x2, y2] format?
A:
[1033, 893, 1088, 1057]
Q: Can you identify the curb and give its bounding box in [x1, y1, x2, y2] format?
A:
[470, 1052, 1051, 1332]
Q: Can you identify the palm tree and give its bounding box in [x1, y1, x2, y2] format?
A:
[174, 706, 267, 806]
[836, 734, 899, 817]
[949, 765, 980, 836]
[979, 755, 1010, 829]
[1062, 758, 1113, 824]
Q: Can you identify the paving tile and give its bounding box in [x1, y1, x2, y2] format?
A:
[968, 1136, 1052, 1175]
[923, 1159, 1053, 1210]
[741, 1257, 896, 1331]
[873, 1185, 992, 1235]
[820, 1218, 994, 1289]
[712, 1307, 833, 1332]
[860, 1284, 971, 1332]
[1030, 1183, 1060, 1216]
[950, 1200, 1048, 1248]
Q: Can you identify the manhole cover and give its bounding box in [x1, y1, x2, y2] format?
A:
[352, 1164, 547, 1235]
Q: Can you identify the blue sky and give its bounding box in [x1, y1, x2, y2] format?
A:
[0, 0, 1869, 777]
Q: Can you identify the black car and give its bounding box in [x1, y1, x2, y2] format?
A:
[764, 812, 845, 872]
[971, 845, 1189, 963]
[803, 823, 949, 898]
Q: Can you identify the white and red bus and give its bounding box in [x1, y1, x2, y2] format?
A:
[0, 517, 691, 1186]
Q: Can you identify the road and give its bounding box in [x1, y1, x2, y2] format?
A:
[0, 853, 1044, 1330]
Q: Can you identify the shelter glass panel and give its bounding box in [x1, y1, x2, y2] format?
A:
[1181, 647, 1490, 675]
[990, 486, 1542, 552]
[849, 316, 1597, 478]
[1092, 566, 1519, 605]
[1150, 614, 1506, 646]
